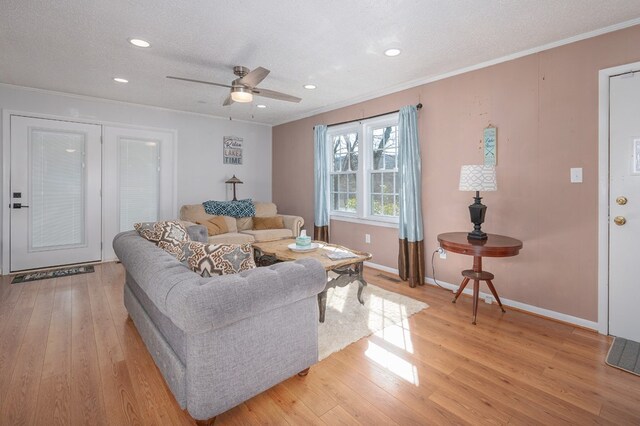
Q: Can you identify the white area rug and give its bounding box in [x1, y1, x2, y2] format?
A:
[317, 281, 428, 360]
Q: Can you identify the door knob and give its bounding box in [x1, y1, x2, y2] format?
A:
[614, 216, 626, 226]
[616, 196, 628, 205]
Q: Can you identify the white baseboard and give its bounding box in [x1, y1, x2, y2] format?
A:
[364, 261, 599, 331]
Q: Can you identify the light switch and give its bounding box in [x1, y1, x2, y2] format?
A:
[570, 167, 583, 183]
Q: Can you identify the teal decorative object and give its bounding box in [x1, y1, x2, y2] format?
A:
[203, 199, 255, 217]
[296, 230, 311, 247]
[483, 126, 497, 166]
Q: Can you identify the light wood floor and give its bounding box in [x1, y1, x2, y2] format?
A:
[0, 262, 639, 425]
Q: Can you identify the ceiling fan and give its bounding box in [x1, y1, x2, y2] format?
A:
[167, 66, 302, 106]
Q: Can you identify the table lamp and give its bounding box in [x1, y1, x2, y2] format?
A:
[225, 175, 243, 201]
[459, 165, 497, 240]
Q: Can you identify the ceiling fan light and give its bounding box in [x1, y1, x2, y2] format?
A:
[231, 87, 253, 103]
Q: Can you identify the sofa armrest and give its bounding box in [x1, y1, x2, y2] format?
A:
[168, 258, 326, 334]
[280, 214, 304, 237]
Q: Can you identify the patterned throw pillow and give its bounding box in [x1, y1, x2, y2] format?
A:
[134, 221, 191, 259]
[202, 199, 255, 218]
[181, 242, 256, 277]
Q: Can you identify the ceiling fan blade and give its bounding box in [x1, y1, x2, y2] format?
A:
[251, 87, 301, 103]
[223, 94, 234, 106]
[166, 76, 233, 89]
[238, 67, 270, 88]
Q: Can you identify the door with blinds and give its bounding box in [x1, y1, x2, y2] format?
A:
[10, 116, 102, 271]
[102, 126, 175, 261]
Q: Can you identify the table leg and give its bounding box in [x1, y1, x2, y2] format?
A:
[317, 290, 327, 323]
[356, 262, 367, 305]
[452, 277, 470, 303]
[472, 280, 480, 325]
[486, 280, 506, 313]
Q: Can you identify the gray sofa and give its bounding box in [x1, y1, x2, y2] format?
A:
[113, 228, 327, 422]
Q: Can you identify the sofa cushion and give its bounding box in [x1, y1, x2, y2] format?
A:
[182, 242, 256, 277]
[180, 204, 238, 233]
[207, 232, 254, 244]
[253, 216, 284, 230]
[240, 228, 293, 242]
[134, 221, 190, 259]
[237, 202, 279, 231]
[198, 216, 229, 236]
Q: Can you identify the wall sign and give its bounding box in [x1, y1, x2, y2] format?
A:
[483, 126, 497, 166]
[223, 136, 243, 165]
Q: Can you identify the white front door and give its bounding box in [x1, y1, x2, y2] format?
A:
[609, 71, 640, 342]
[10, 116, 102, 272]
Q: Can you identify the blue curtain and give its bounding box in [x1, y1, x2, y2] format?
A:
[397, 105, 425, 287]
[313, 125, 329, 241]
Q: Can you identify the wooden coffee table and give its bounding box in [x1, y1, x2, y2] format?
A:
[252, 239, 372, 323]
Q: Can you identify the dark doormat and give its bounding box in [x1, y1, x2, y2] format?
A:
[606, 336, 640, 376]
[12, 265, 95, 284]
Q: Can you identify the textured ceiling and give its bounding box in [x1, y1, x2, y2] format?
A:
[2, 1, 640, 125]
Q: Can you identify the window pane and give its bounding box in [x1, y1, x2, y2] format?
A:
[331, 175, 338, 191]
[332, 132, 358, 172]
[370, 172, 381, 194]
[346, 195, 357, 212]
[382, 172, 394, 194]
[348, 174, 357, 192]
[383, 195, 395, 216]
[372, 125, 397, 170]
[338, 193, 347, 210]
[31, 129, 85, 248]
[371, 194, 382, 215]
[120, 139, 160, 231]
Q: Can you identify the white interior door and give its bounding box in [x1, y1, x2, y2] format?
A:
[102, 126, 175, 261]
[609, 71, 640, 341]
[10, 116, 102, 272]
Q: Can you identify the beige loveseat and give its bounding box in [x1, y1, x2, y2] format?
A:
[179, 202, 303, 244]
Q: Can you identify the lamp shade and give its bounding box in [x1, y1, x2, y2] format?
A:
[459, 165, 497, 192]
[225, 175, 243, 184]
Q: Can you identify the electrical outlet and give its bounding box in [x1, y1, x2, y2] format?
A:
[438, 247, 446, 259]
[484, 295, 493, 304]
[365, 234, 371, 244]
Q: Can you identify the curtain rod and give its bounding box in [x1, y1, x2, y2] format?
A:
[314, 103, 422, 129]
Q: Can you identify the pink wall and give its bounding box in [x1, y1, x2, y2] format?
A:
[273, 25, 640, 322]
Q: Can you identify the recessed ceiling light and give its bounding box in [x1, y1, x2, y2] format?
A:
[113, 77, 129, 83]
[65, 149, 76, 153]
[256, 104, 267, 109]
[384, 48, 401, 57]
[303, 84, 316, 90]
[129, 38, 151, 48]
[197, 100, 207, 104]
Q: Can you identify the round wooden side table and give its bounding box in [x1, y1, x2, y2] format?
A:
[437, 232, 523, 325]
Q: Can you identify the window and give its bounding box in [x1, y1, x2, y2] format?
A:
[329, 130, 359, 213]
[327, 114, 399, 225]
[119, 138, 160, 231]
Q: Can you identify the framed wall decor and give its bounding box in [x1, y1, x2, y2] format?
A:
[223, 136, 243, 165]
[483, 125, 497, 166]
